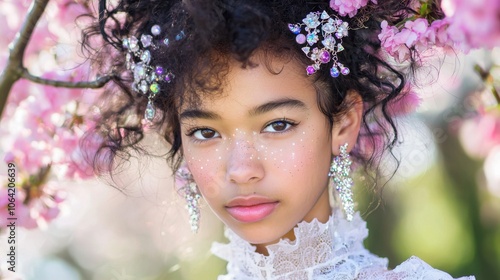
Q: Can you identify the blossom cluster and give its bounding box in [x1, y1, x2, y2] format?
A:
[329, 0, 378, 18]
[377, 0, 500, 63]
[0, 0, 101, 229]
[379, 18, 456, 63]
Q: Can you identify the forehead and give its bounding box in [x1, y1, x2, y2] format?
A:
[180, 55, 318, 113]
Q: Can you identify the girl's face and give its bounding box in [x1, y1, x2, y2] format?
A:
[180, 56, 361, 252]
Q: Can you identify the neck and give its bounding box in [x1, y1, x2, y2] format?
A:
[254, 187, 332, 255]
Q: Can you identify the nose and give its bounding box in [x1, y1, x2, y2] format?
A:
[226, 139, 264, 185]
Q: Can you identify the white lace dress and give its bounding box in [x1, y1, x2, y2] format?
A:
[211, 210, 475, 280]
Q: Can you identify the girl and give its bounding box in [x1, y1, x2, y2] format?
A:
[84, 0, 475, 279]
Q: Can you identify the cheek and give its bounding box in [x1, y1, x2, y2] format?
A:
[255, 127, 331, 178]
[183, 145, 225, 199]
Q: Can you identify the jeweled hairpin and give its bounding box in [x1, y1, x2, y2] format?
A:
[122, 25, 182, 121]
[289, 11, 350, 78]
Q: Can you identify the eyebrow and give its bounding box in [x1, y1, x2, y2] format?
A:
[249, 98, 307, 116]
[179, 98, 307, 121]
[179, 109, 221, 121]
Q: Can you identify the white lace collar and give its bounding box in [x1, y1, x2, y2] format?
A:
[211, 209, 388, 279]
[211, 209, 475, 280]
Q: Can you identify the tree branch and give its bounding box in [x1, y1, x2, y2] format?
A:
[0, 0, 50, 118]
[22, 69, 112, 88]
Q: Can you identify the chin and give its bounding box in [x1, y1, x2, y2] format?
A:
[227, 220, 292, 245]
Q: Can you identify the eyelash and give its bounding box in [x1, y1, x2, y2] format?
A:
[185, 118, 299, 143]
[262, 118, 299, 134]
[185, 127, 217, 143]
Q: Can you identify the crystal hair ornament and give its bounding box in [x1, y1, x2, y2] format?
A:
[289, 10, 350, 78]
[175, 165, 202, 233]
[122, 25, 183, 121]
[328, 143, 354, 221]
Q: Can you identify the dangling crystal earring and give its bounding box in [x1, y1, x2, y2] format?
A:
[328, 143, 354, 221]
[175, 166, 201, 233]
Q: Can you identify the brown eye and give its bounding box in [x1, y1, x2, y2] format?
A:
[201, 129, 215, 138]
[263, 120, 296, 133]
[271, 121, 287, 131]
[192, 128, 219, 140]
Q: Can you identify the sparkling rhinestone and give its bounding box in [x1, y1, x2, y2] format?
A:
[306, 65, 316, 75]
[175, 31, 185, 41]
[151, 25, 161, 36]
[340, 66, 350, 75]
[140, 80, 149, 94]
[311, 48, 319, 60]
[288, 24, 301, 34]
[129, 36, 139, 52]
[163, 38, 170, 46]
[306, 33, 319, 46]
[321, 11, 330, 20]
[330, 66, 340, 78]
[149, 73, 157, 82]
[322, 36, 336, 49]
[141, 34, 153, 48]
[150, 83, 160, 94]
[303, 12, 320, 29]
[322, 22, 336, 33]
[296, 34, 306, 44]
[145, 101, 156, 121]
[141, 50, 151, 64]
[134, 63, 145, 80]
[313, 63, 320, 70]
[319, 50, 330, 63]
[164, 73, 172, 83]
[301, 47, 310, 55]
[337, 43, 345, 52]
[122, 38, 130, 49]
[155, 66, 164, 75]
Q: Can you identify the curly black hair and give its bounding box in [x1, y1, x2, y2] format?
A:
[82, 0, 424, 186]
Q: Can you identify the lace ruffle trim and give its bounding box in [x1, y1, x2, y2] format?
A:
[211, 209, 475, 280]
[211, 209, 388, 279]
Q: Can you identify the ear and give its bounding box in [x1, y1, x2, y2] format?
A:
[330, 90, 363, 155]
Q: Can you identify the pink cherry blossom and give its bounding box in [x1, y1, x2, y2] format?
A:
[0, 181, 67, 230]
[330, 0, 377, 18]
[379, 20, 411, 63]
[423, 19, 454, 49]
[459, 113, 500, 159]
[379, 18, 437, 62]
[386, 84, 421, 117]
[0, 0, 100, 231]
[53, 0, 91, 27]
[443, 0, 500, 49]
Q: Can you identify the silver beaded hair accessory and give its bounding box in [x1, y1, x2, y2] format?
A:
[288, 10, 350, 78]
[175, 166, 202, 233]
[122, 25, 182, 121]
[328, 143, 354, 221]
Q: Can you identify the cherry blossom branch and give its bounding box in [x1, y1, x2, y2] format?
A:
[22, 69, 112, 89]
[475, 64, 500, 106]
[0, 0, 111, 119]
[0, 0, 49, 118]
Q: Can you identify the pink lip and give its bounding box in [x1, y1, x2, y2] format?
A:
[225, 196, 279, 223]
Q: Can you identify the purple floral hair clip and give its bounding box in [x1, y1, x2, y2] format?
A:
[288, 10, 350, 78]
